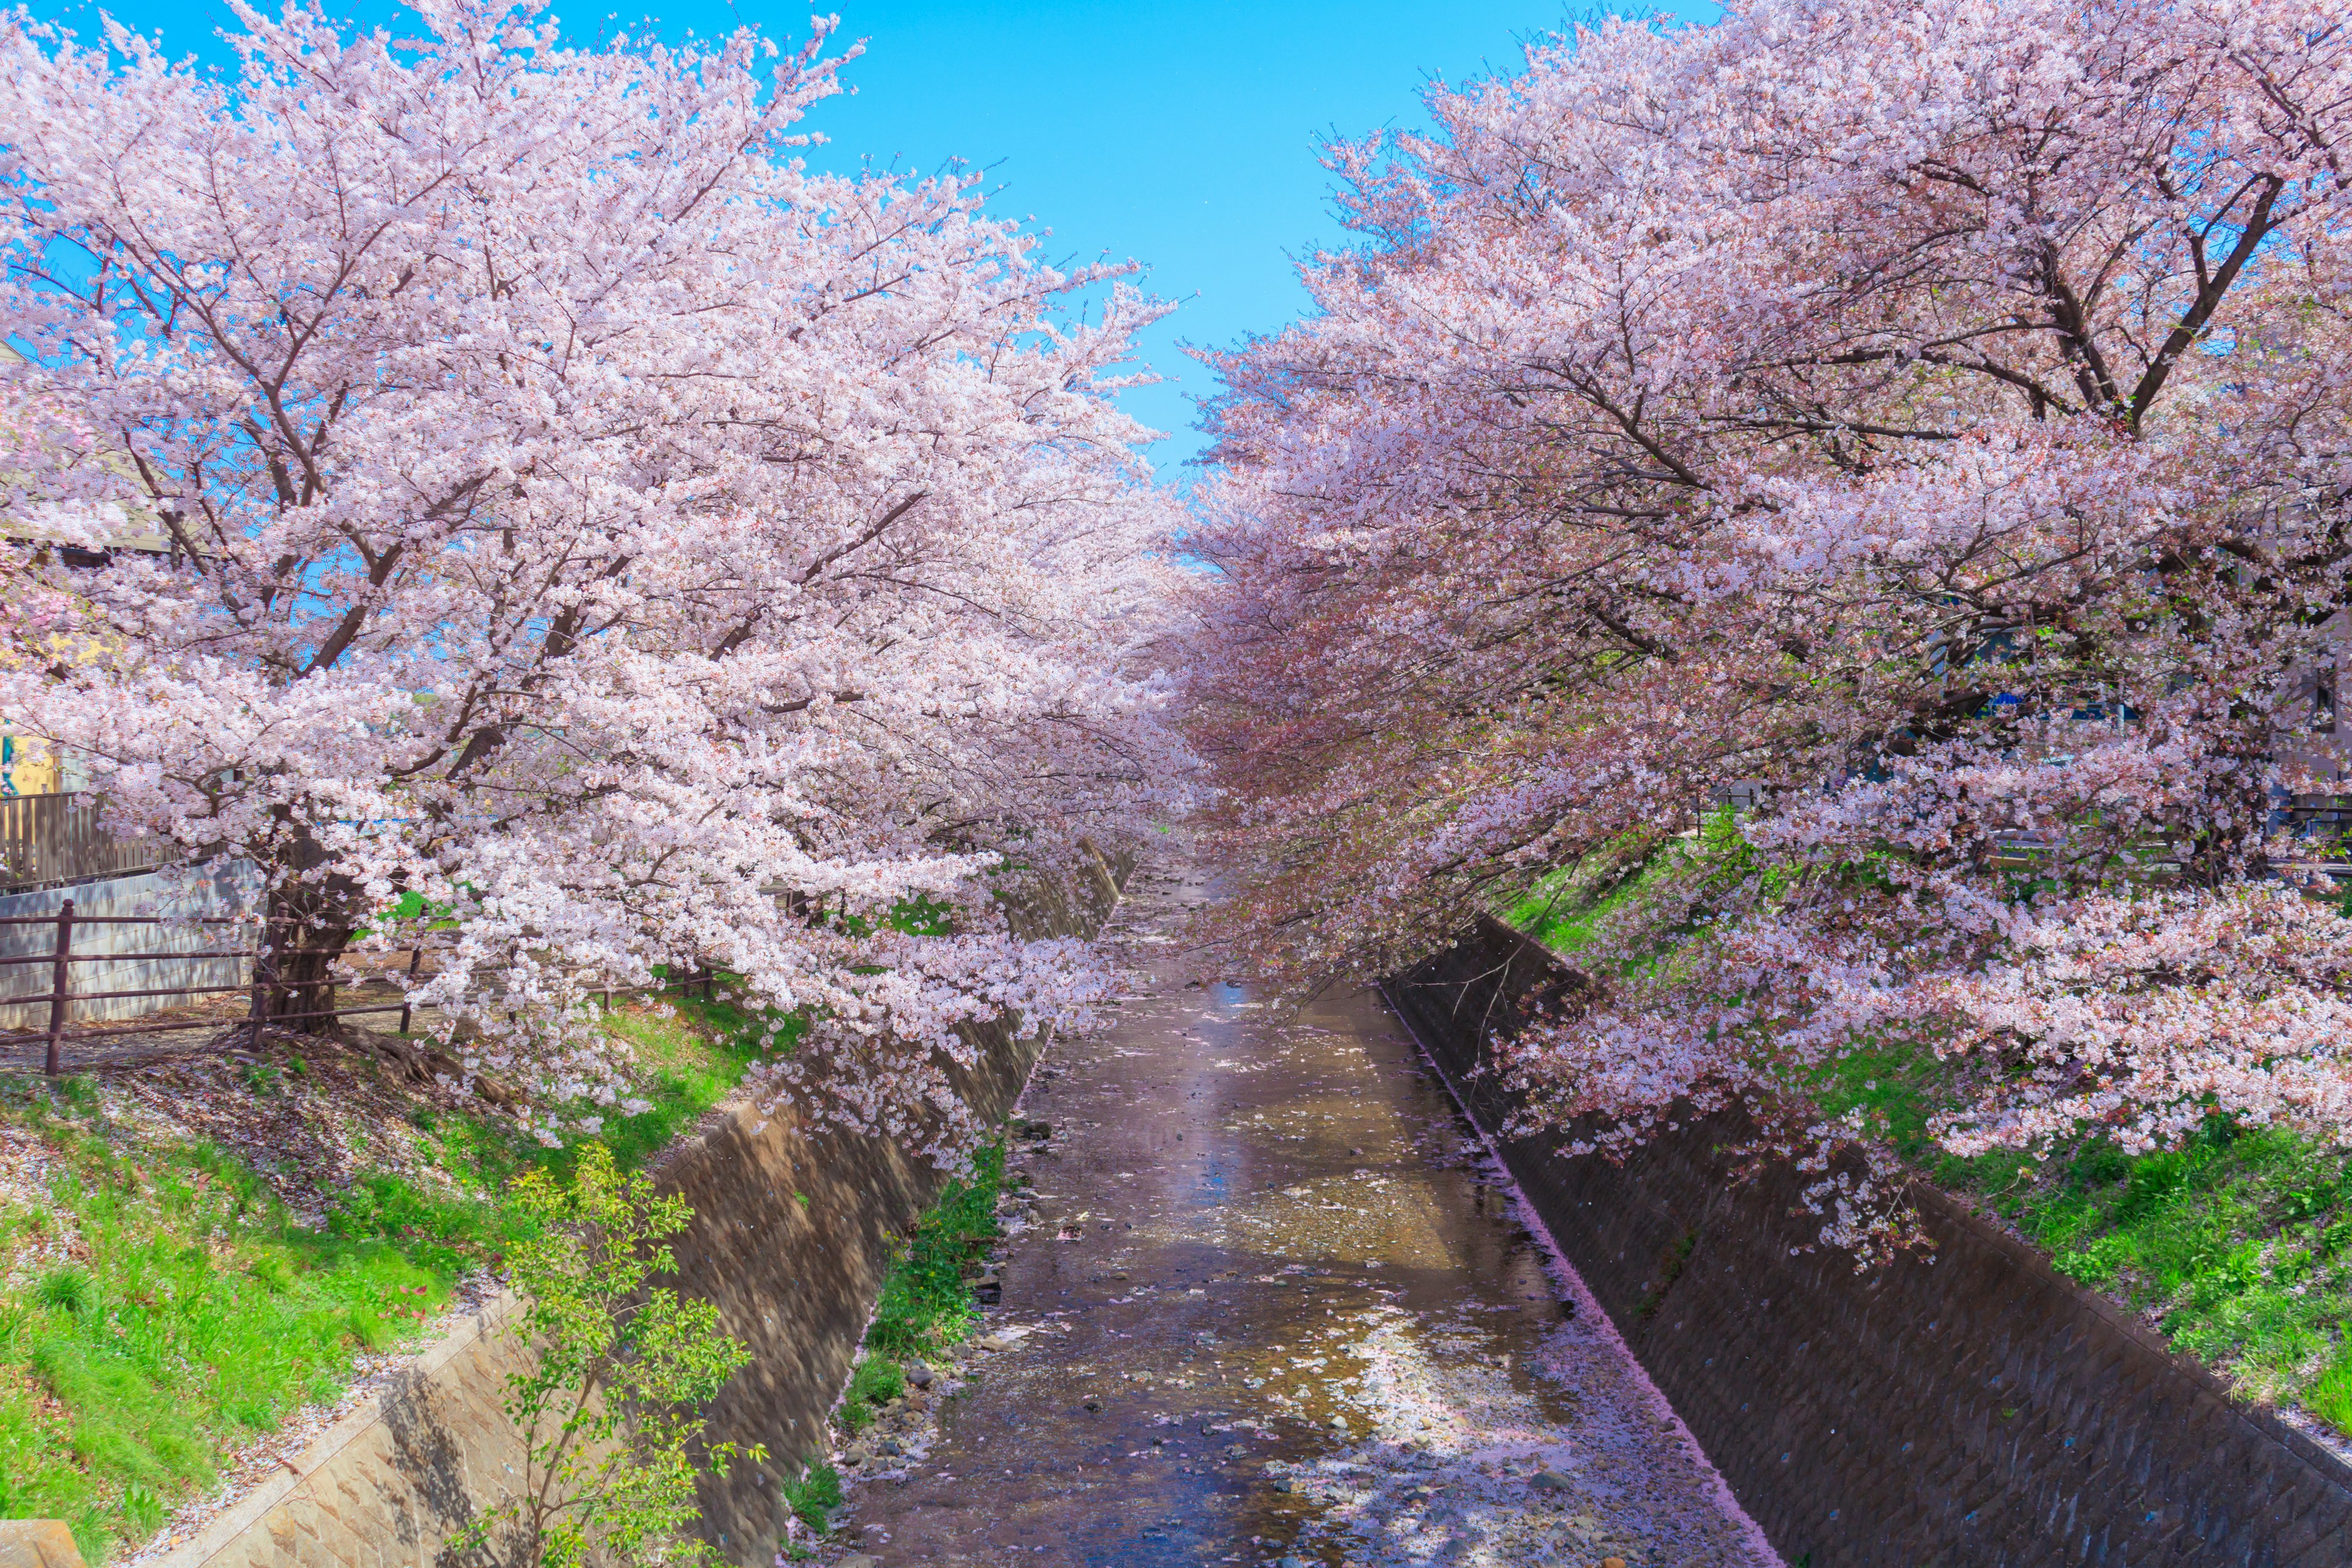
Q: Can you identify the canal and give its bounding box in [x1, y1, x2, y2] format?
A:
[820, 858, 1776, 1568]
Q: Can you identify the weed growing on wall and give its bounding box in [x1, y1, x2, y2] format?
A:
[780, 1460, 842, 1533]
[830, 1138, 1010, 1439]
[835, 1355, 906, 1434]
[457, 1140, 759, 1568]
[865, 1140, 1007, 1363]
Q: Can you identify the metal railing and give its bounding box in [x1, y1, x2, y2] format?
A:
[0, 793, 168, 891]
[0, 902, 332, 1074]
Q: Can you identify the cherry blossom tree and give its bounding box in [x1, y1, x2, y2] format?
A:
[0, 0, 1189, 1143]
[1182, 0, 2352, 1250]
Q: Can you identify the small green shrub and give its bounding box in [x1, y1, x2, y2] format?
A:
[2070, 1145, 2132, 1187]
[2281, 1181, 2339, 1223]
[121, 1482, 165, 1539]
[2117, 1153, 2190, 1223]
[2052, 1234, 2133, 1287]
[454, 1140, 758, 1568]
[839, 1354, 903, 1430]
[780, 1461, 842, 1533]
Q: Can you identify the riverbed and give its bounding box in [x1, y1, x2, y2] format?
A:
[820, 859, 1777, 1568]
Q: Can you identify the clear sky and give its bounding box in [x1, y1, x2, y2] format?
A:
[26, 0, 1717, 472]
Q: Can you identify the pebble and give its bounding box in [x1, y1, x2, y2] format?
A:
[905, 1361, 935, 1389]
[838, 1556, 880, 1568]
[1532, 1469, 1575, 1492]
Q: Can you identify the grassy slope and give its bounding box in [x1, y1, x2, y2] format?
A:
[1814, 1040, 2352, 1433]
[0, 994, 786, 1563]
[1507, 850, 2352, 1439]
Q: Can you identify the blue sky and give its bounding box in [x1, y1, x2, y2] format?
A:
[29, 0, 1714, 472]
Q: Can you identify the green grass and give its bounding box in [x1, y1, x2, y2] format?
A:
[415, 993, 801, 1191]
[1504, 834, 1665, 955]
[0, 1106, 486, 1561]
[1966, 1118, 2350, 1422]
[1510, 843, 2352, 1438]
[778, 1460, 841, 1541]
[0, 990, 791, 1562]
[1504, 814, 1766, 963]
[861, 1138, 1008, 1366]
[828, 1136, 1009, 1447]
[1801, 1035, 2352, 1428]
[834, 1354, 905, 1434]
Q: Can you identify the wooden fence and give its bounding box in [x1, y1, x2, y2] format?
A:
[0, 793, 168, 890]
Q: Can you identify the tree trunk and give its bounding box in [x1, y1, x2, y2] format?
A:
[257, 862, 358, 1037]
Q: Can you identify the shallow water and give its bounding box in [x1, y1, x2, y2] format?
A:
[821, 861, 1776, 1568]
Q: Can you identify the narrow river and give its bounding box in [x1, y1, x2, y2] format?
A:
[821, 859, 1777, 1568]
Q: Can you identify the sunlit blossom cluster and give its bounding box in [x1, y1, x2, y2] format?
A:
[0, 0, 1189, 1140]
[1180, 0, 2352, 1251]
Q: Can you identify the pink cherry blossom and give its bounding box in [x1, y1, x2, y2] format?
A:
[0, 0, 1191, 1140]
[1180, 0, 2352, 1253]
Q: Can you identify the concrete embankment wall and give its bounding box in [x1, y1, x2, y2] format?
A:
[152, 849, 1125, 1568]
[1385, 917, 2352, 1568]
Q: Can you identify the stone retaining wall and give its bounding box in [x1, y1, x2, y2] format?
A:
[1384, 916, 2352, 1568]
[149, 848, 1126, 1568]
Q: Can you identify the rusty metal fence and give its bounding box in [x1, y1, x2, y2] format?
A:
[0, 901, 426, 1075]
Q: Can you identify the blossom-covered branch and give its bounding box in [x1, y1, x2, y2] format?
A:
[1180, 0, 2352, 1251]
[0, 0, 1191, 1137]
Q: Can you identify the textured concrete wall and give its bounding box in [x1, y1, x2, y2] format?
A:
[1385, 918, 2352, 1568]
[0, 1520, 91, 1568]
[156, 848, 1125, 1568]
[156, 1296, 533, 1568]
